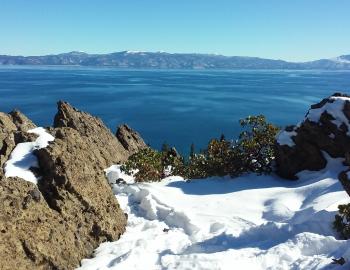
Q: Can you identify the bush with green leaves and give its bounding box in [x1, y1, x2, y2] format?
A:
[121, 146, 186, 182]
[121, 148, 163, 182]
[121, 115, 279, 182]
[236, 115, 280, 174]
[334, 204, 350, 239]
[185, 153, 209, 179]
[205, 138, 236, 177]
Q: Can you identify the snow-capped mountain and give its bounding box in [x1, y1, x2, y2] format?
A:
[1, 51, 350, 69]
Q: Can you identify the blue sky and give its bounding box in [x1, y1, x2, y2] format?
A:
[1, 0, 349, 61]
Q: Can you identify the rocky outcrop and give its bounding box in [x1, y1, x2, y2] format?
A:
[0, 113, 17, 169]
[33, 127, 127, 268]
[116, 124, 147, 154]
[54, 101, 129, 163]
[0, 102, 147, 269]
[9, 109, 36, 132]
[0, 110, 37, 169]
[275, 93, 350, 180]
[0, 176, 82, 270]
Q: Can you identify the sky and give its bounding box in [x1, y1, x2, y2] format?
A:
[0, 0, 349, 61]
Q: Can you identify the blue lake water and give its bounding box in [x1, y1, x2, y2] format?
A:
[0, 66, 350, 154]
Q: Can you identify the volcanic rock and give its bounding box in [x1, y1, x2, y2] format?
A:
[116, 124, 147, 154]
[0, 110, 37, 169]
[0, 176, 79, 270]
[33, 127, 127, 268]
[0, 104, 132, 269]
[275, 93, 350, 179]
[54, 101, 130, 163]
[9, 109, 36, 132]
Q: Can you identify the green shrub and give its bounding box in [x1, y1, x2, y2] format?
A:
[121, 115, 279, 182]
[205, 138, 236, 177]
[185, 153, 209, 179]
[121, 146, 186, 182]
[121, 148, 163, 182]
[334, 203, 350, 239]
[236, 115, 279, 174]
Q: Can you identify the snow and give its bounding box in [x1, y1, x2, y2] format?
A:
[79, 154, 350, 270]
[4, 127, 54, 184]
[306, 96, 350, 135]
[331, 57, 350, 64]
[125, 51, 146, 55]
[277, 129, 297, 147]
[105, 165, 136, 184]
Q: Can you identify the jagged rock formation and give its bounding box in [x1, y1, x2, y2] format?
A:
[116, 124, 147, 154]
[54, 101, 129, 164]
[275, 93, 350, 181]
[0, 176, 84, 270]
[0, 102, 146, 269]
[9, 109, 36, 132]
[33, 127, 127, 268]
[0, 110, 37, 168]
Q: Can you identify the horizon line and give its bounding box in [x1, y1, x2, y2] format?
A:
[1, 50, 347, 63]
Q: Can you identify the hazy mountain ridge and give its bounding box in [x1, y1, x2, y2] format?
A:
[0, 51, 350, 69]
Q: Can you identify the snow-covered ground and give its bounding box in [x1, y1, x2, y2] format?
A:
[4, 127, 54, 184]
[79, 156, 350, 270]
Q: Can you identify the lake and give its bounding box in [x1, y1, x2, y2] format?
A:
[1, 66, 349, 154]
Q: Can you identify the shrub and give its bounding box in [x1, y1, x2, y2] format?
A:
[121, 146, 186, 182]
[205, 138, 236, 177]
[236, 115, 279, 174]
[121, 148, 163, 182]
[190, 115, 279, 178]
[334, 203, 350, 239]
[185, 153, 209, 179]
[121, 115, 279, 182]
[161, 147, 186, 177]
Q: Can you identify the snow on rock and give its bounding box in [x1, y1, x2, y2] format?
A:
[306, 95, 350, 135]
[105, 165, 136, 184]
[277, 129, 297, 147]
[79, 157, 350, 270]
[4, 127, 54, 184]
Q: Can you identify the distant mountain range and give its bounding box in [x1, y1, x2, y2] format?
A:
[1, 51, 350, 70]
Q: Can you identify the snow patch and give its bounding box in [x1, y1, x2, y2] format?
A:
[105, 165, 136, 184]
[331, 56, 350, 64]
[125, 51, 146, 55]
[306, 96, 350, 135]
[277, 129, 297, 147]
[4, 127, 54, 184]
[79, 158, 350, 269]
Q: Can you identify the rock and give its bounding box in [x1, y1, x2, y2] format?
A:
[0, 103, 134, 269]
[34, 127, 127, 267]
[275, 93, 350, 179]
[9, 109, 36, 132]
[0, 126, 127, 269]
[116, 124, 147, 154]
[0, 111, 37, 169]
[331, 257, 346, 265]
[338, 171, 350, 197]
[0, 113, 17, 169]
[0, 176, 80, 270]
[53, 101, 130, 163]
[13, 131, 39, 145]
